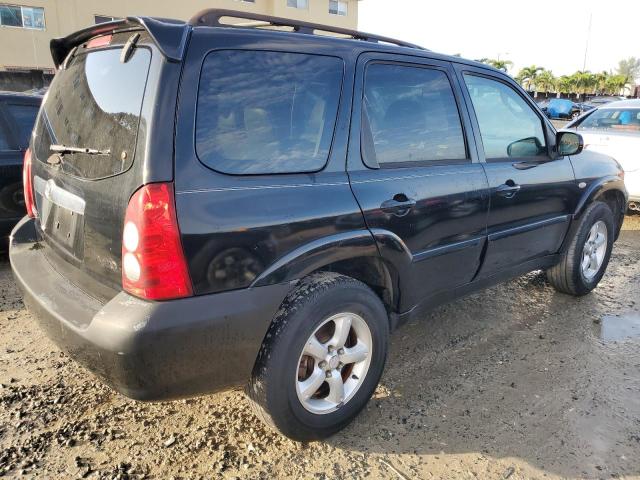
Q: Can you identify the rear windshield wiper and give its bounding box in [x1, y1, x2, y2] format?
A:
[50, 144, 111, 156]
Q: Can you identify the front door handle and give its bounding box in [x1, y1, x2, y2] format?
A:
[496, 182, 521, 199]
[381, 193, 416, 217]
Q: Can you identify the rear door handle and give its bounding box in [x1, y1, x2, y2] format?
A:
[496, 182, 521, 199]
[381, 193, 416, 217]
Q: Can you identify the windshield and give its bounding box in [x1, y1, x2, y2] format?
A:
[576, 108, 640, 132]
[33, 46, 151, 179]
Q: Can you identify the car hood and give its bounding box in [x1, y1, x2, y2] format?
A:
[571, 129, 640, 173]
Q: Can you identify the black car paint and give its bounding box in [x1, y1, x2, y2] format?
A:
[10, 19, 627, 401]
[28, 31, 181, 301]
[0, 92, 41, 245]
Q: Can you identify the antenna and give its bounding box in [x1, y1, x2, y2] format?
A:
[582, 12, 592, 71]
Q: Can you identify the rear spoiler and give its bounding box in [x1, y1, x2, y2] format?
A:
[50, 16, 190, 68]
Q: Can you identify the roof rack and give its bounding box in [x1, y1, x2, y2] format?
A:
[188, 9, 426, 51]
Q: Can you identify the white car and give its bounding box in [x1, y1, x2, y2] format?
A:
[565, 99, 640, 211]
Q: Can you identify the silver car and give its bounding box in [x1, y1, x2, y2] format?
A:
[565, 99, 640, 211]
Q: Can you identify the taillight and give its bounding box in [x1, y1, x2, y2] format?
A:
[122, 183, 193, 301]
[22, 148, 36, 218]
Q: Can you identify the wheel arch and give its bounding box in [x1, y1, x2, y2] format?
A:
[562, 177, 627, 254]
[250, 229, 413, 315]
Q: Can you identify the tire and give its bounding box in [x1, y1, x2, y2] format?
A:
[546, 201, 614, 296]
[247, 272, 389, 441]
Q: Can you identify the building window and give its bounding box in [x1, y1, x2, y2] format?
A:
[328, 0, 348, 16]
[287, 0, 308, 8]
[0, 4, 45, 30]
[94, 15, 120, 24]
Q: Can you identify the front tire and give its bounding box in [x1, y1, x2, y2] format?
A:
[247, 272, 389, 441]
[546, 201, 614, 296]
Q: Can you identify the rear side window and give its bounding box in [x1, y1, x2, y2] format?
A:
[361, 63, 467, 167]
[0, 121, 10, 150]
[196, 50, 343, 175]
[575, 108, 640, 132]
[5, 103, 39, 148]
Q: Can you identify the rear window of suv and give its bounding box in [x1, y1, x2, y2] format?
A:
[33, 46, 151, 179]
[196, 50, 344, 175]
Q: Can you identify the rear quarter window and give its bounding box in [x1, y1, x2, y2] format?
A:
[196, 50, 344, 175]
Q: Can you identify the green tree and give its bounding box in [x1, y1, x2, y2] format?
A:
[605, 74, 628, 95]
[479, 58, 513, 72]
[535, 70, 556, 94]
[555, 76, 573, 98]
[516, 66, 544, 95]
[616, 57, 640, 84]
[569, 71, 597, 99]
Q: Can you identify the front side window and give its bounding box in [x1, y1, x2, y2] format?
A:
[0, 4, 45, 29]
[329, 0, 348, 16]
[5, 103, 39, 148]
[362, 63, 467, 167]
[287, 0, 309, 8]
[196, 50, 343, 175]
[463, 74, 547, 159]
[575, 108, 640, 132]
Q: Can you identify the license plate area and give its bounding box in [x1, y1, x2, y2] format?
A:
[34, 176, 85, 260]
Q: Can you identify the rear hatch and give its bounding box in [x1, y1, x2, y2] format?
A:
[30, 31, 153, 301]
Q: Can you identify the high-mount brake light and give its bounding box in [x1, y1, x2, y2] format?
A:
[86, 34, 112, 49]
[122, 183, 193, 301]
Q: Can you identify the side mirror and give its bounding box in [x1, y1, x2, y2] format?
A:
[556, 131, 584, 156]
[507, 136, 544, 157]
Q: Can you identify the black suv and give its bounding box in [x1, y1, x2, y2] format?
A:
[10, 11, 627, 441]
[0, 91, 41, 248]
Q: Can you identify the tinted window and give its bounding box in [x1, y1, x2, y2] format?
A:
[34, 47, 151, 179]
[196, 51, 343, 175]
[362, 63, 467, 166]
[5, 104, 39, 148]
[0, 121, 10, 150]
[464, 74, 546, 159]
[576, 108, 640, 132]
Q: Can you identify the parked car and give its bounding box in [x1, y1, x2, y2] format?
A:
[542, 98, 592, 120]
[584, 95, 626, 107]
[10, 11, 627, 441]
[0, 91, 41, 250]
[565, 99, 640, 211]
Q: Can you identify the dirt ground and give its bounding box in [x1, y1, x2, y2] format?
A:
[1, 216, 639, 480]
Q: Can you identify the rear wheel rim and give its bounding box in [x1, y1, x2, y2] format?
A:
[581, 220, 607, 280]
[295, 312, 372, 415]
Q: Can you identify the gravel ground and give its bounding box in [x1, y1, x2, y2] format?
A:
[1, 215, 639, 479]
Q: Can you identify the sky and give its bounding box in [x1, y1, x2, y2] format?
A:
[358, 0, 640, 79]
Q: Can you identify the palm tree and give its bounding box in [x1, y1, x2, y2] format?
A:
[555, 76, 573, 98]
[475, 58, 513, 72]
[569, 71, 597, 100]
[535, 70, 556, 95]
[594, 71, 609, 95]
[516, 66, 544, 96]
[605, 74, 628, 95]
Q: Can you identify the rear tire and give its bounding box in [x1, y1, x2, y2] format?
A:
[546, 201, 614, 296]
[247, 272, 389, 441]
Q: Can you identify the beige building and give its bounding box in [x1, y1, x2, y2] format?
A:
[0, 0, 359, 77]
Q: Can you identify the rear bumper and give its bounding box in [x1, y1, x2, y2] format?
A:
[9, 217, 292, 401]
